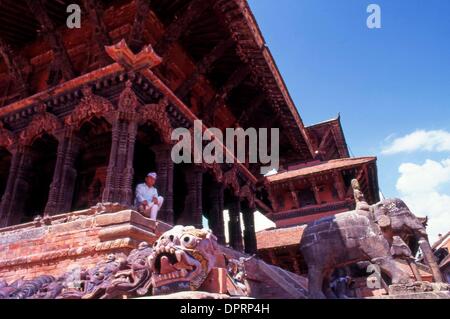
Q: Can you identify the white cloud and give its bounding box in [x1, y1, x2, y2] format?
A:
[396, 159, 450, 194]
[382, 130, 450, 155]
[395, 158, 450, 243]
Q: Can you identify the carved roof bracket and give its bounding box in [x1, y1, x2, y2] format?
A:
[139, 97, 173, 144]
[105, 39, 162, 71]
[223, 166, 240, 196]
[65, 86, 115, 128]
[19, 105, 63, 145]
[0, 121, 16, 149]
[239, 183, 256, 209]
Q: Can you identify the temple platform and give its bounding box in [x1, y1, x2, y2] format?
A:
[370, 292, 450, 299]
[0, 203, 171, 283]
[0, 203, 309, 299]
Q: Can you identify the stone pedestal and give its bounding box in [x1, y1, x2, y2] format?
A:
[0, 204, 171, 283]
[388, 281, 450, 296]
[371, 292, 450, 299]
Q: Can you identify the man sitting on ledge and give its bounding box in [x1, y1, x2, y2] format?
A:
[135, 172, 164, 220]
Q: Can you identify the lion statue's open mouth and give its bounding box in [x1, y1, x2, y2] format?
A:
[148, 226, 218, 295]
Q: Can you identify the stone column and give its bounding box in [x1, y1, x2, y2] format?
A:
[242, 206, 257, 254]
[207, 181, 225, 244]
[153, 144, 174, 224]
[228, 196, 243, 251]
[0, 145, 34, 227]
[45, 129, 82, 215]
[103, 117, 138, 205]
[181, 166, 203, 228]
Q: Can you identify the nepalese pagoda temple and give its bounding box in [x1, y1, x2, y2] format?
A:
[0, 0, 381, 292]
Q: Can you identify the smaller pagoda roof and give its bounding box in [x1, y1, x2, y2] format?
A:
[440, 255, 450, 269]
[432, 231, 450, 250]
[266, 157, 377, 184]
[256, 225, 306, 250]
[305, 115, 341, 129]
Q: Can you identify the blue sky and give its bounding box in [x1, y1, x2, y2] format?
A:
[248, 0, 450, 240]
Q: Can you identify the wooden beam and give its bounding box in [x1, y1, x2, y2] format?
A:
[128, 0, 152, 52]
[26, 0, 75, 85]
[204, 66, 250, 123]
[137, 75, 258, 185]
[315, 127, 335, 160]
[154, 0, 210, 56]
[332, 118, 350, 158]
[0, 37, 30, 96]
[175, 38, 234, 99]
[0, 63, 123, 117]
[83, 0, 111, 63]
[237, 94, 265, 126]
[362, 164, 373, 204]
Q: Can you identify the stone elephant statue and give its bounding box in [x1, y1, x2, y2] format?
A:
[372, 198, 443, 283]
[299, 197, 443, 299]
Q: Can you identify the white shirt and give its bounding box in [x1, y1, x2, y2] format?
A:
[135, 183, 159, 207]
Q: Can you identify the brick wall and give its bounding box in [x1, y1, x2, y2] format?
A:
[0, 205, 171, 283]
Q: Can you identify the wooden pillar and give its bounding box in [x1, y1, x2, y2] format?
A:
[242, 206, 257, 254]
[103, 117, 138, 205]
[153, 144, 174, 224]
[103, 82, 139, 205]
[0, 145, 34, 227]
[289, 182, 299, 209]
[267, 188, 280, 212]
[310, 180, 322, 205]
[121, 120, 138, 205]
[208, 181, 225, 244]
[182, 166, 203, 228]
[103, 116, 120, 203]
[45, 129, 82, 214]
[228, 196, 243, 251]
[289, 250, 301, 274]
[333, 171, 346, 201]
[268, 250, 277, 265]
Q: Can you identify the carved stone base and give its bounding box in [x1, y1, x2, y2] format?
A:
[140, 291, 231, 299]
[388, 281, 450, 296]
[0, 206, 172, 283]
[371, 291, 450, 299]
